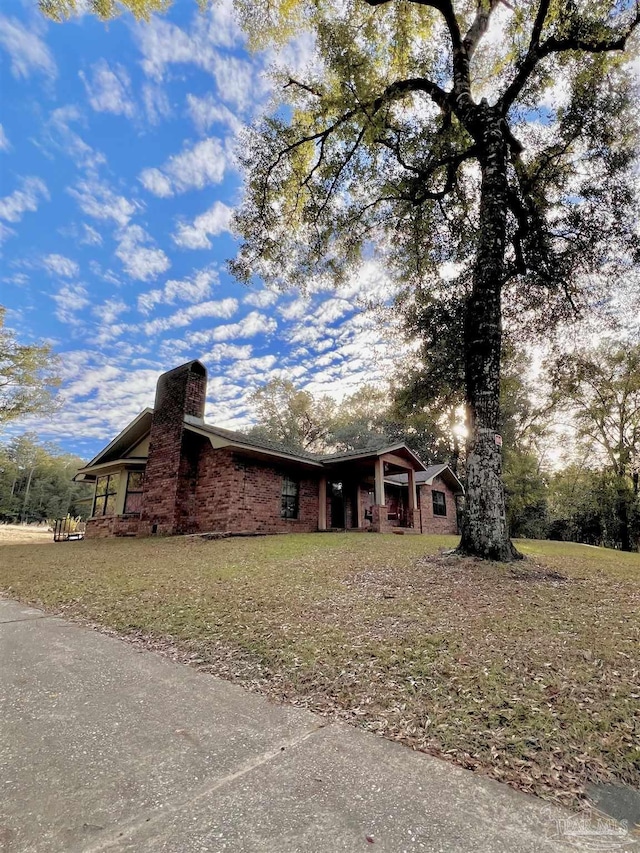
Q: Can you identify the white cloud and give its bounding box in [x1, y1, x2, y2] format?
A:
[186, 93, 242, 135]
[92, 299, 128, 324]
[0, 16, 56, 80]
[81, 224, 103, 246]
[0, 176, 49, 224]
[80, 60, 136, 118]
[137, 168, 173, 198]
[201, 343, 253, 362]
[143, 297, 239, 336]
[206, 310, 277, 342]
[136, 0, 243, 81]
[0, 222, 16, 245]
[42, 254, 79, 278]
[0, 124, 10, 151]
[172, 200, 233, 249]
[139, 137, 228, 197]
[137, 266, 219, 314]
[68, 179, 139, 227]
[51, 283, 90, 325]
[315, 297, 353, 324]
[43, 106, 106, 171]
[115, 225, 170, 281]
[279, 298, 310, 321]
[142, 83, 171, 125]
[243, 289, 279, 308]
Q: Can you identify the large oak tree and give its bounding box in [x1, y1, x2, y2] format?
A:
[43, 0, 640, 559]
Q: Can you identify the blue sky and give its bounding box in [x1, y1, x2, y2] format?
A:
[0, 0, 397, 460]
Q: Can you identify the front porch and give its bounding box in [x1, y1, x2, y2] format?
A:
[317, 445, 425, 533]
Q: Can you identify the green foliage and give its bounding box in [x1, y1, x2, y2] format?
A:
[39, 0, 171, 22]
[0, 434, 91, 523]
[245, 377, 337, 452]
[503, 449, 548, 539]
[546, 464, 637, 549]
[0, 307, 60, 429]
[548, 339, 640, 550]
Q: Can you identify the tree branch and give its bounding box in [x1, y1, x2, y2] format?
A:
[499, 2, 640, 113]
[463, 0, 502, 60]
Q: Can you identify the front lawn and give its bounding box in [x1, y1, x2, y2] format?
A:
[1, 532, 638, 809]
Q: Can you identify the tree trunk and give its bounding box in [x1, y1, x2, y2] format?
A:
[21, 466, 35, 524]
[457, 121, 521, 561]
[616, 476, 632, 551]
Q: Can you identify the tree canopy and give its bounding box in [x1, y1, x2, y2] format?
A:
[0, 307, 60, 429]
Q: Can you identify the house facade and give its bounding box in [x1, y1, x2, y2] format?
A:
[75, 361, 463, 539]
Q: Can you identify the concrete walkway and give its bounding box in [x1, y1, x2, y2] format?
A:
[0, 599, 634, 853]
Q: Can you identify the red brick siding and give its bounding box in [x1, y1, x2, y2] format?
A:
[86, 515, 141, 538]
[418, 476, 460, 534]
[191, 444, 237, 533]
[225, 454, 319, 534]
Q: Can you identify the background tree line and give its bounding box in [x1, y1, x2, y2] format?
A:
[0, 434, 92, 524]
[245, 337, 640, 551]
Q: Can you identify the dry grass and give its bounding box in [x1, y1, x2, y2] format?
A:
[0, 532, 638, 810]
[0, 524, 53, 545]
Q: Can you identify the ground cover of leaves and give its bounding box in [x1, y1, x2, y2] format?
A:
[1, 532, 638, 810]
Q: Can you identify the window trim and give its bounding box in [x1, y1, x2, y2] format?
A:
[93, 473, 119, 518]
[432, 489, 447, 517]
[124, 470, 145, 515]
[281, 476, 300, 520]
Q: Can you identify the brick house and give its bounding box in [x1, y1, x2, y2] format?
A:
[75, 361, 463, 539]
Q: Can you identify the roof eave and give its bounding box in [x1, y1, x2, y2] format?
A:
[83, 408, 153, 469]
[183, 422, 324, 468]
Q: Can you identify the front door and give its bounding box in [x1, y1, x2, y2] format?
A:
[330, 481, 345, 528]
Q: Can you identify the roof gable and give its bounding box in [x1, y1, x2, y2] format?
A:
[84, 409, 153, 468]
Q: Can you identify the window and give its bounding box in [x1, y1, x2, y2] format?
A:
[124, 471, 145, 514]
[281, 476, 299, 519]
[93, 473, 120, 517]
[432, 490, 447, 517]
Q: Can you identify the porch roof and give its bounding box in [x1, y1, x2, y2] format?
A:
[385, 463, 464, 494]
[321, 442, 427, 472]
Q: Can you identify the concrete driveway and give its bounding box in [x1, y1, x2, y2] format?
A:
[0, 599, 634, 853]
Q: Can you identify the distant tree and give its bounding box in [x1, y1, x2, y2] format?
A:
[329, 385, 390, 450]
[546, 462, 628, 548]
[246, 378, 337, 452]
[0, 307, 60, 429]
[549, 340, 640, 550]
[0, 434, 91, 523]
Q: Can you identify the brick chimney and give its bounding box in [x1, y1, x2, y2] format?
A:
[140, 361, 207, 535]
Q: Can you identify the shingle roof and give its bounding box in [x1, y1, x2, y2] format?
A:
[184, 417, 323, 462]
[385, 463, 464, 492]
[184, 417, 426, 471]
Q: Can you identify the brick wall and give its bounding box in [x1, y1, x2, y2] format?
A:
[419, 476, 460, 534]
[139, 361, 207, 536]
[85, 515, 141, 538]
[191, 444, 236, 532]
[184, 447, 320, 534]
[227, 454, 320, 534]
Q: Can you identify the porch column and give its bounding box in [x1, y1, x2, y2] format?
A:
[318, 476, 327, 530]
[374, 457, 385, 506]
[356, 484, 363, 528]
[408, 468, 417, 512]
[408, 467, 418, 529]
